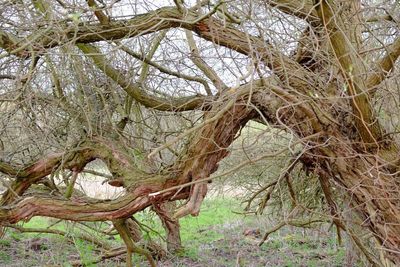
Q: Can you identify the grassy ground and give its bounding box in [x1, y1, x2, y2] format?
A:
[0, 197, 349, 267]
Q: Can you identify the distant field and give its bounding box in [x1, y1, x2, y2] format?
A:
[0, 197, 350, 267]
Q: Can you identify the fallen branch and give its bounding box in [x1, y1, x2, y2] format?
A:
[6, 224, 111, 250]
[70, 246, 127, 267]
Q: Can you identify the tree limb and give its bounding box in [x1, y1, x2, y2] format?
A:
[0, 5, 313, 95]
[7, 224, 112, 250]
[315, 0, 382, 147]
[185, 30, 227, 93]
[367, 37, 400, 90]
[265, 0, 319, 24]
[0, 148, 96, 205]
[116, 41, 212, 94]
[77, 43, 207, 111]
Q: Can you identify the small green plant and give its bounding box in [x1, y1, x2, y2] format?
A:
[0, 239, 11, 247]
[0, 197, 349, 266]
[0, 251, 11, 264]
[73, 238, 96, 266]
[332, 249, 346, 266]
[261, 239, 284, 250]
[9, 231, 22, 241]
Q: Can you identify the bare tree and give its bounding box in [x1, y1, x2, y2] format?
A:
[0, 0, 400, 265]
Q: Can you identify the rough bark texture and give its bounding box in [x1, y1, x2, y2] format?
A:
[0, 100, 255, 223]
[153, 202, 182, 253]
[1, 0, 400, 264]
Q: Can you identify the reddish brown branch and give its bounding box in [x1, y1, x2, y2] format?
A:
[0, 148, 96, 205]
[0, 187, 189, 223]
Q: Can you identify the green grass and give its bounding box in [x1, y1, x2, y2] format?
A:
[11, 197, 243, 264]
[133, 197, 243, 259]
[177, 198, 241, 258]
[180, 197, 241, 239]
[21, 216, 53, 228]
[0, 239, 11, 247]
[0, 251, 11, 264]
[1, 197, 349, 266]
[74, 238, 97, 266]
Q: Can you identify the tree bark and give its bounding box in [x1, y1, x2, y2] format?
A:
[154, 202, 182, 253]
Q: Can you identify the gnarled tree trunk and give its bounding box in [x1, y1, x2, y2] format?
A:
[1, 0, 400, 265]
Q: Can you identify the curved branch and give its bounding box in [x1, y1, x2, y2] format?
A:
[77, 43, 207, 111]
[113, 218, 156, 267]
[315, 0, 382, 146]
[367, 37, 400, 90]
[258, 218, 326, 246]
[6, 224, 111, 249]
[0, 148, 96, 205]
[0, 7, 182, 58]
[1, 6, 312, 94]
[265, 0, 319, 24]
[117, 42, 212, 94]
[0, 185, 189, 223]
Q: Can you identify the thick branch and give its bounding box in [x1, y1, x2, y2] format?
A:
[1, 6, 312, 94]
[0, 7, 182, 58]
[0, 148, 96, 205]
[315, 0, 382, 146]
[117, 42, 212, 94]
[77, 43, 207, 111]
[265, 0, 319, 24]
[0, 186, 188, 223]
[367, 37, 400, 90]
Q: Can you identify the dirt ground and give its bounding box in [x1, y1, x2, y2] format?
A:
[0, 219, 347, 267]
[0, 175, 348, 266]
